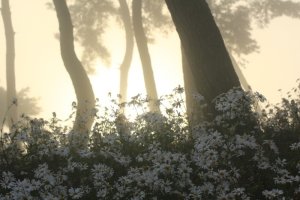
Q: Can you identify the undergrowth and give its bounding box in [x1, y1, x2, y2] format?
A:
[0, 85, 299, 199]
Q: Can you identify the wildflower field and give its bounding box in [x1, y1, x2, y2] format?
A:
[0, 86, 299, 199]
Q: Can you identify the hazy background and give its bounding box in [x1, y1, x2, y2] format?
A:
[0, 1, 300, 119]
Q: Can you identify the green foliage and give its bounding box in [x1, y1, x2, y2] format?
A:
[0, 86, 299, 199]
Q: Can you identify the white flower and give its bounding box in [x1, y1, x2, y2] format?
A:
[14, 131, 28, 142]
[92, 163, 114, 188]
[97, 188, 108, 198]
[200, 182, 214, 195]
[263, 140, 279, 154]
[290, 142, 300, 150]
[64, 159, 88, 173]
[257, 160, 271, 169]
[68, 187, 84, 199]
[131, 191, 146, 200]
[235, 134, 257, 149]
[189, 185, 203, 198]
[262, 189, 283, 199]
[0, 172, 15, 189]
[53, 147, 70, 157]
[9, 179, 40, 200]
[34, 163, 56, 186]
[136, 156, 143, 162]
[78, 149, 94, 158]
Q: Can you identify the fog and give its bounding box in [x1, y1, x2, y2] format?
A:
[1, 2, 300, 198]
[1, 0, 300, 120]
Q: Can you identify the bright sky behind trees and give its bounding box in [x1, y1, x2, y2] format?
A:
[0, 0, 300, 119]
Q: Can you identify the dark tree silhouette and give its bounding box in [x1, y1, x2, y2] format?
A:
[181, 0, 300, 120]
[1, 0, 17, 129]
[53, 0, 95, 145]
[165, 0, 240, 112]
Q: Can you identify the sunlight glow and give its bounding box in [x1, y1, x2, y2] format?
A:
[0, 1, 299, 120]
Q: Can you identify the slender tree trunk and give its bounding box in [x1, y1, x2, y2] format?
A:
[132, 0, 160, 113]
[1, 0, 17, 129]
[118, 0, 134, 105]
[53, 0, 95, 147]
[165, 0, 240, 112]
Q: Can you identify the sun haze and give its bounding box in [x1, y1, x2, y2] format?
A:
[0, 0, 299, 120]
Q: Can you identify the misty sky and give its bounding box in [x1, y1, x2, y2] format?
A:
[0, 1, 300, 119]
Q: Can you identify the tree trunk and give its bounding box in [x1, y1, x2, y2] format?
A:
[165, 0, 240, 112]
[1, 0, 17, 129]
[132, 0, 160, 113]
[229, 53, 261, 113]
[118, 0, 134, 105]
[53, 0, 95, 146]
[229, 53, 251, 91]
[181, 45, 203, 124]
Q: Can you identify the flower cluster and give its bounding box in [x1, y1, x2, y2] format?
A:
[0, 87, 299, 199]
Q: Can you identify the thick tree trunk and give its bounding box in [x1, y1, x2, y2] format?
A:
[1, 0, 17, 129]
[182, 46, 194, 115]
[118, 0, 134, 104]
[132, 0, 160, 113]
[165, 0, 240, 112]
[182, 45, 202, 123]
[53, 0, 95, 146]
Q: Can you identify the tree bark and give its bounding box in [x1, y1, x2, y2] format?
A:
[181, 45, 203, 123]
[118, 0, 134, 105]
[132, 0, 160, 113]
[165, 0, 240, 112]
[1, 0, 17, 129]
[53, 0, 95, 145]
